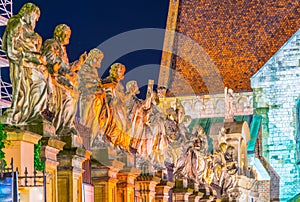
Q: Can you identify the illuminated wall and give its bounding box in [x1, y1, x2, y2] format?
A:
[251, 29, 300, 201]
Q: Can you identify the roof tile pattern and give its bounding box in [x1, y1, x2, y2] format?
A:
[168, 0, 300, 95]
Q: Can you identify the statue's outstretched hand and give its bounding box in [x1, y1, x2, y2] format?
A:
[79, 52, 87, 65]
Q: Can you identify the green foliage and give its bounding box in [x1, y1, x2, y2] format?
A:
[34, 140, 45, 171]
[0, 123, 7, 168]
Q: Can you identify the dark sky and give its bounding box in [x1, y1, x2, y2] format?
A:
[12, 0, 170, 97]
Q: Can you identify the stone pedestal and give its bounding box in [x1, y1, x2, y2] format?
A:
[155, 180, 174, 202]
[40, 137, 65, 202]
[3, 129, 43, 202]
[57, 135, 87, 202]
[153, 169, 174, 202]
[188, 183, 203, 202]
[117, 167, 141, 202]
[172, 179, 193, 202]
[4, 130, 41, 174]
[135, 175, 161, 202]
[91, 158, 124, 202]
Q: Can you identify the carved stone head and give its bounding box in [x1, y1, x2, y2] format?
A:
[19, 3, 40, 29]
[86, 48, 104, 68]
[54, 24, 71, 45]
[109, 63, 126, 82]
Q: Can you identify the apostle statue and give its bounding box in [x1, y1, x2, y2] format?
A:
[41, 24, 86, 135]
[1, 3, 49, 124]
[126, 80, 155, 156]
[100, 63, 131, 151]
[174, 124, 208, 183]
[78, 48, 104, 141]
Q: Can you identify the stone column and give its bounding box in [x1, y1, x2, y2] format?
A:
[155, 180, 174, 202]
[153, 169, 174, 202]
[172, 179, 193, 202]
[135, 175, 161, 202]
[57, 135, 87, 202]
[188, 182, 203, 202]
[4, 130, 41, 174]
[117, 167, 141, 202]
[40, 137, 65, 202]
[91, 158, 124, 202]
[3, 130, 42, 202]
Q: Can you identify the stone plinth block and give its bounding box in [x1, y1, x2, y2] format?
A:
[117, 167, 141, 202]
[57, 141, 87, 202]
[4, 130, 41, 174]
[135, 175, 161, 202]
[155, 180, 174, 202]
[40, 137, 65, 202]
[91, 157, 124, 202]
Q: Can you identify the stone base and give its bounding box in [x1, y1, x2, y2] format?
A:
[57, 146, 87, 202]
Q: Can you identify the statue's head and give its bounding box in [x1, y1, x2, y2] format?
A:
[19, 3, 40, 29]
[109, 63, 125, 81]
[151, 91, 160, 105]
[54, 24, 71, 45]
[219, 142, 228, 153]
[126, 80, 139, 95]
[86, 48, 104, 68]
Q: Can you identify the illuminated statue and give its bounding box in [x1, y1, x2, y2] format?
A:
[100, 63, 130, 151]
[78, 48, 104, 139]
[212, 142, 238, 196]
[174, 124, 208, 183]
[1, 3, 49, 124]
[224, 87, 235, 120]
[149, 92, 168, 168]
[41, 24, 86, 135]
[126, 80, 155, 156]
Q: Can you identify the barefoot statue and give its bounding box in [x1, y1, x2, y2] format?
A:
[1, 3, 49, 124]
[41, 24, 87, 135]
[78, 48, 104, 140]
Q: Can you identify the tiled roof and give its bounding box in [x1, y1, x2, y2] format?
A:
[167, 0, 300, 95]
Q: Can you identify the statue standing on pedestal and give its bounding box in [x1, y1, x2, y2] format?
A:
[174, 124, 208, 183]
[78, 48, 104, 140]
[1, 3, 49, 124]
[100, 63, 130, 151]
[41, 24, 86, 135]
[127, 80, 155, 156]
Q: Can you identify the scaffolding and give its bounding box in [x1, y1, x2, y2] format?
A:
[0, 0, 12, 114]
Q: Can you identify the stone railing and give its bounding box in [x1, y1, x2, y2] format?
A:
[159, 91, 253, 119]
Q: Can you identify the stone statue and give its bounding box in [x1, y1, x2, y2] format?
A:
[41, 24, 86, 135]
[126, 80, 155, 157]
[174, 125, 208, 183]
[100, 63, 130, 151]
[1, 3, 49, 124]
[218, 127, 227, 145]
[148, 92, 168, 169]
[224, 87, 235, 121]
[212, 142, 238, 196]
[78, 48, 104, 139]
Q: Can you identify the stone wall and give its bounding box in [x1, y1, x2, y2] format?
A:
[159, 91, 253, 119]
[251, 29, 300, 201]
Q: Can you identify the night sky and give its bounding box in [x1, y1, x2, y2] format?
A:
[10, 0, 170, 98]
